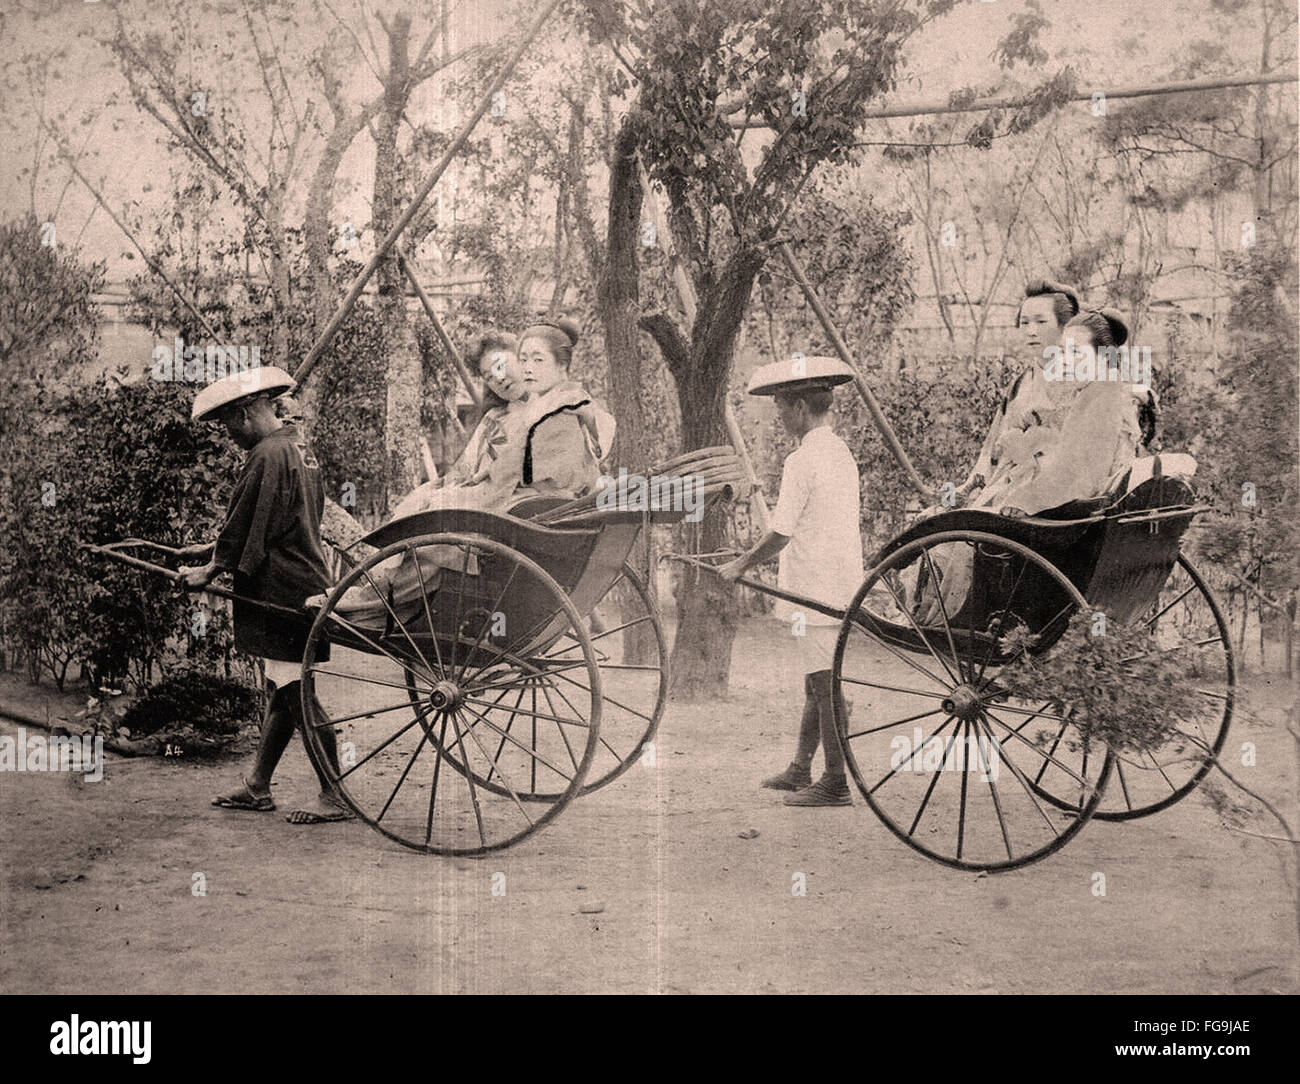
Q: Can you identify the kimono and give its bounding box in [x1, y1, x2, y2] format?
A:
[913, 375, 1149, 625]
[390, 400, 531, 520]
[322, 381, 614, 626]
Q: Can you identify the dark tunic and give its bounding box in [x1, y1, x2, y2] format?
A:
[213, 425, 331, 663]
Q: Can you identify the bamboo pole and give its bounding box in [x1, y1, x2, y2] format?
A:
[729, 71, 1298, 128]
[636, 161, 771, 530]
[778, 241, 933, 499]
[293, 0, 563, 386]
[397, 248, 482, 412]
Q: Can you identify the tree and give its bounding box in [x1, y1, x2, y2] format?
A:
[580, 0, 962, 695]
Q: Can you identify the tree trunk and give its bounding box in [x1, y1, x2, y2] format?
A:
[599, 118, 657, 661]
[650, 247, 767, 698]
[374, 13, 422, 514]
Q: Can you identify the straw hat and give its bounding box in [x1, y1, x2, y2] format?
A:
[191, 366, 296, 422]
[745, 354, 855, 396]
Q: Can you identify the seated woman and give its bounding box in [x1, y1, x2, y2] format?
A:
[956, 279, 1083, 505]
[320, 317, 614, 626]
[977, 308, 1143, 515]
[914, 307, 1150, 623]
[512, 316, 615, 502]
[390, 330, 532, 518]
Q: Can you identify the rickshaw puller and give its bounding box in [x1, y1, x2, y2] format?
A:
[719, 355, 865, 807]
[179, 365, 349, 825]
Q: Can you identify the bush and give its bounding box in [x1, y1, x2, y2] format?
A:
[0, 372, 244, 689]
[119, 668, 262, 744]
[995, 613, 1209, 757]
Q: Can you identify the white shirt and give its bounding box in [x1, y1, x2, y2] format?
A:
[769, 425, 865, 625]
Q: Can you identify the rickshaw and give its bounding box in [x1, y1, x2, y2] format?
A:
[89, 451, 1230, 871]
[684, 459, 1233, 871]
[87, 447, 742, 856]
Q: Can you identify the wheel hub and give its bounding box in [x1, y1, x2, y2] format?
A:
[429, 680, 464, 711]
[942, 684, 983, 721]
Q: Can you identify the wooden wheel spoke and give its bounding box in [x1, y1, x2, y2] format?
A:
[983, 706, 1097, 792]
[956, 720, 971, 860]
[446, 710, 487, 847]
[974, 712, 1060, 836]
[1143, 582, 1197, 629]
[867, 715, 956, 795]
[315, 697, 431, 729]
[356, 561, 432, 682]
[906, 729, 961, 837]
[461, 695, 588, 729]
[974, 559, 1029, 684]
[454, 706, 535, 827]
[536, 679, 582, 773]
[308, 667, 434, 695]
[409, 544, 446, 676]
[986, 700, 1068, 725]
[376, 718, 434, 824]
[337, 707, 428, 782]
[425, 713, 450, 844]
[456, 563, 522, 681]
[448, 545, 471, 677]
[847, 615, 954, 693]
[323, 610, 432, 684]
[875, 564, 963, 686]
[846, 707, 943, 741]
[839, 675, 949, 700]
[920, 546, 967, 683]
[540, 666, 653, 724]
[1029, 721, 1069, 787]
[974, 723, 1014, 860]
[458, 700, 577, 781]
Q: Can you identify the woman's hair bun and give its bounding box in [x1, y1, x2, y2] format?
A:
[1097, 307, 1130, 347]
[551, 316, 581, 345]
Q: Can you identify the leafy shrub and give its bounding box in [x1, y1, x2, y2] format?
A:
[995, 613, 1209, 757]
[119, 669, 262, 740]
[0, 372, 243, 689]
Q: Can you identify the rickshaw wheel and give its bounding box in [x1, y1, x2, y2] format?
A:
[299, 532, 602, 856]
[410, 563, 668, 801]
[1092, 555, 1235, 820]
[833, 530, 1112, 872]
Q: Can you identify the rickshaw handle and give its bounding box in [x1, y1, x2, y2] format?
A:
[660, 552, 847, 623]
[79, 542, 308, 617]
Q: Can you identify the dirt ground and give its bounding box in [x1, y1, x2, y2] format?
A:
[2, 617, 1297, 995]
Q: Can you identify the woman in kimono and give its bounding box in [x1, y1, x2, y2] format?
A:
[512, 316, 614, 500]
[321, 318, 614, 624]
[954, 280, 1083, 505]
[915, 308, 1150, 623]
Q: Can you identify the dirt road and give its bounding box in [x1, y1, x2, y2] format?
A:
[2, 619, 1296, 994]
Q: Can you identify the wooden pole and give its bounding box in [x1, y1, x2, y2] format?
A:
[778, 241, 933, 499]
[397, 249, 482, 412]
[636, 161, 771, 530]
[729, 71, 1298, 128]
[293, 0, 562, 386]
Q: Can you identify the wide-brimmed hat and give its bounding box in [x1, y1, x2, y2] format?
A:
[191, 365, 296, 422]
[746, 354, 855, 396]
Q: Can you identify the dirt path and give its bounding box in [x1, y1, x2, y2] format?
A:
[2, 620, 1296, 994]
